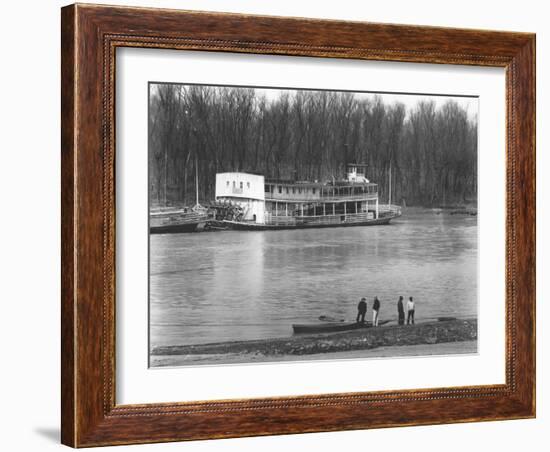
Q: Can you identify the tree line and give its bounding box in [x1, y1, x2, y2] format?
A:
[149, 84, 477, 207]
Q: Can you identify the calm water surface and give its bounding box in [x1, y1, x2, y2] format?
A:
[149, 208, 477, 349]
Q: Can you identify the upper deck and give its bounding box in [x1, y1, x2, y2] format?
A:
[265, 180, 378, 202]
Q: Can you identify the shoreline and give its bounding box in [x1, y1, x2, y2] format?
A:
[151, 318, 477, 366]
[150, 340, 478, 367]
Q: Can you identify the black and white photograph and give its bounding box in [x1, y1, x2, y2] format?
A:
[148, 83, 479, 367]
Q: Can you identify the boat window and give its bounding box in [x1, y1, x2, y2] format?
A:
[233, 181, 236, 188]
[286, 187, 289, 194]
[264, 184, 269, 192]
[247, 182, 250, 189]
[226, 180, 230, 187]
[312, 187, 316, 194]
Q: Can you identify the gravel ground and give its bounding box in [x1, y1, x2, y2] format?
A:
[150, 319, 477, 367]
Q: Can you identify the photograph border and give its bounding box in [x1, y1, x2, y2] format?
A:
[146, 80, 481, 369]
[61, 3, 535, 447]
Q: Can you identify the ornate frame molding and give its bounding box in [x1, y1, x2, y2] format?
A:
[61, 4, 535, 447]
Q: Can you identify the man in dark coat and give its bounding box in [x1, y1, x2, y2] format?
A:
[397, 296, 405, 325]
[356, 297, 367, 323]
[372, 296, 381, 326]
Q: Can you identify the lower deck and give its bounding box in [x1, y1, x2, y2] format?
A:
[223, 207, 401, 230]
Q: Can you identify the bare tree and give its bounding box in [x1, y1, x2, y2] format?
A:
[148, 85, 478, 207]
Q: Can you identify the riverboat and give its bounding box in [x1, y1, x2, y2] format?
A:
[214, 163, 401, 230]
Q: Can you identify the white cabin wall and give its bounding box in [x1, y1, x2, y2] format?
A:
[215, 172, 266, 223]
[215, 172, 265, 201]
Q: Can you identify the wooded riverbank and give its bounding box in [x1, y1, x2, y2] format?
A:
[149, 84, 477, 208]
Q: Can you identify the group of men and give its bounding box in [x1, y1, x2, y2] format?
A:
[356, 296, 415, 326]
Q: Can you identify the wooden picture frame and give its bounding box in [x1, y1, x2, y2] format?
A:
[61, 3, 535, 447]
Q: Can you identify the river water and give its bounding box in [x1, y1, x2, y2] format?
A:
[149, 208, 477, 350]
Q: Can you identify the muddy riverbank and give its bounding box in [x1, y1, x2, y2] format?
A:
[151, 318, 477, 359]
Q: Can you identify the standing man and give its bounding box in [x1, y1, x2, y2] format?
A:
[356, 297, 367, 324]
[372, 296, 381, 326]
[407, 296, 415, 325]
[397, 296, 405, 325]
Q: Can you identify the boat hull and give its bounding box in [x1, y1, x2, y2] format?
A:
[150, 221, 204, 234]
[293, 320, 390, 334]
[223, 215, 396, 231]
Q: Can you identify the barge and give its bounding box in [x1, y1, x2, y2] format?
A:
[149, 155, 209, 234]
[149, 208, 208, 234]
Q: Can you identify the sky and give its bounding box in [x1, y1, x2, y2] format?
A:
[151, 82, 479, 121]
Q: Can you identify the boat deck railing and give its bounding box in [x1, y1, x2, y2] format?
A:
[266, 193, 378, 203]
[266, 211, 377, 226]
[150, 208, 189, 217]
[266, 205, 401, 226]
[150, 211, 209, 226]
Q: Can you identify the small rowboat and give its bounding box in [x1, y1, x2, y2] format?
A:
[292, 320, 390, 334]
